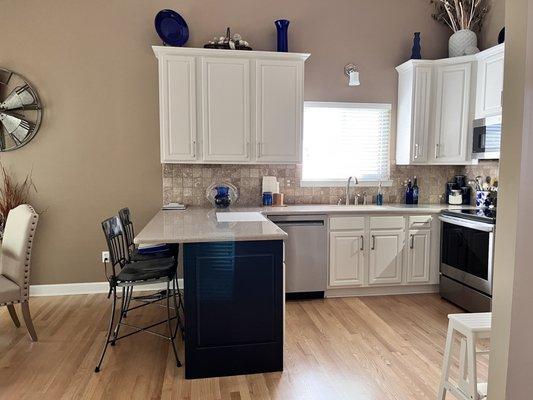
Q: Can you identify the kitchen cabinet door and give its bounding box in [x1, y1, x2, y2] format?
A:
[475, 44, 504, 118]
[406, 229, 431, 283]
[255, 59, 303, 163]
[329, 231, 365, 287]
[201, 57, 251, 162]
[396, 62, 432, 165]
[159, 55, 198, 162]
[369, 230, 405, 285]
[432, 62, 472, 163]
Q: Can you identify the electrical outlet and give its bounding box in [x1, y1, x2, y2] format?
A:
[101, 251, 110, 263]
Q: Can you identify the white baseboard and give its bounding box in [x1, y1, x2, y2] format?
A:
[325, 284, 439, 298]
[30, 279, 184, 297]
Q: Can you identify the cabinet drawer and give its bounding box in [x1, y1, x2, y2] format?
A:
[329, 216, 365, 230]
[408, 215, 432, 229]
[369, 216, 405, 230]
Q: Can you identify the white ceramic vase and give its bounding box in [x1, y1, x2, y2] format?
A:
[449, 29, 478, 57]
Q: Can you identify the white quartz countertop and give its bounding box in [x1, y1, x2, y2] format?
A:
[134, 204, 474, 244]
[134, 208, 288, 244]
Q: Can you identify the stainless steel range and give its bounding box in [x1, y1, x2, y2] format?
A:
[439, 208, 496, 312]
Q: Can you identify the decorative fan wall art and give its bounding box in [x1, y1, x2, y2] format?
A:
[0, 68, 42, 151]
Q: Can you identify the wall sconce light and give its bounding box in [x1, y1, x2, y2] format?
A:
[344, 63, 360, 86]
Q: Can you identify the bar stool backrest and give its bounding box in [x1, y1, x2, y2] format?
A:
[101, 216, 127, 275]
[118, 208, 135, 252]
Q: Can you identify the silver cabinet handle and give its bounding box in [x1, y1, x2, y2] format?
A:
[360, 235, 364, 251]
[192, 140, 196, 158]
[435, 143, 440, 158]
[371, 235, 375, 250]
[410, 234, 414, 249]
[414, 143, 419, 159]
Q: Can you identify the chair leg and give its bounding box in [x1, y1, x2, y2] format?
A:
[166, 280, 181, 367]
[111, 287, 127, 346]
[95, 287, 117, 373]
[174, 276, 185, 339]
[438, 322, 455, 400]
[7, 304, 20, 328]
[20, 301, 37, 341]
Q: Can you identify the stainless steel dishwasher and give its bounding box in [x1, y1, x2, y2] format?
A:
[268, 214, 327, 299]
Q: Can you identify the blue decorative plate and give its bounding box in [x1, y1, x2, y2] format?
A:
[155, 9, 189, 47]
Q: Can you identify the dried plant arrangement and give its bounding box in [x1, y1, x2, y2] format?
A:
[0, 163, 36, 228]
[431, 0, 490, 32]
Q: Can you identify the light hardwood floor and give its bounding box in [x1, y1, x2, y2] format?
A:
[0, 293, 488, 400]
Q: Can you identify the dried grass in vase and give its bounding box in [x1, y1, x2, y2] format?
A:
[431, 0, 490, 32]
[0, 163, 36, 229]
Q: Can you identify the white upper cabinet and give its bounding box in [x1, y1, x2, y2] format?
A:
[201, 57, 250, 162]
[475, 44, 504, 118]
[431, 61, 472, 163]
[255, 60, 303, 163]
[396, 44, 504, 165]
[396, 62, 433, 164]
[153, 47, 309, 164]
[158, 55, 197, 162]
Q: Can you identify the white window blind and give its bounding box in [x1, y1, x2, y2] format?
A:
[302, 102, 391, 185]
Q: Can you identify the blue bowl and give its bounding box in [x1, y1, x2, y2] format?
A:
[155, 9, 189, 47]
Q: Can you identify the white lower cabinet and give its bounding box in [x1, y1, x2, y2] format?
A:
[368, 230, 405, 285]
[328, 214, 436, 292]
[329, 231, 365, 287]
[406, 229, 431, 283]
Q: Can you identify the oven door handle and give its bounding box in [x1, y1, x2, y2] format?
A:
[438, 215, 494, 232]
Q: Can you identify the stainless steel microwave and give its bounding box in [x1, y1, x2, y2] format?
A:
[472, 115, 502, 160]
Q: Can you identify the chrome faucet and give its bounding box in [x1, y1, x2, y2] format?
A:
[345, 176, 359, 205]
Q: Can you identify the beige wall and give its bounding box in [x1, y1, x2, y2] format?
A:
[481, 0, 506, 49]
[0, 0, 450, 285]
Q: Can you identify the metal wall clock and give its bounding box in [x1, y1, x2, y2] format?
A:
[0, 68, 42, 151]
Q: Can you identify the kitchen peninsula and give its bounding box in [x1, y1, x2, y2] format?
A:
[134, 209, 287, 379]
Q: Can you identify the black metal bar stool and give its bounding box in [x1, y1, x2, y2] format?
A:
[117, 207, 184, 331]
[95, 215, 182, 372]
[118, 207, 174, 262]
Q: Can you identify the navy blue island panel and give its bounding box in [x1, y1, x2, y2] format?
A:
[183, 240, 284, 379]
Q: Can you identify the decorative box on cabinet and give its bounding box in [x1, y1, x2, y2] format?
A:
[153, 46, 309, 164]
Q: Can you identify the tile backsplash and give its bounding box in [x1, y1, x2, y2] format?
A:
[161, 162, 498, 207]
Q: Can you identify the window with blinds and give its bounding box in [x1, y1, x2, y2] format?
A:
[301, 102, 391, 185]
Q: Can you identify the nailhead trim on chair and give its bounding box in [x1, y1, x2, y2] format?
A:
[22, 205, 38, 301]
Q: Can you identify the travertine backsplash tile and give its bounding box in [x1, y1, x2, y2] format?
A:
[162, 162, 498, 207]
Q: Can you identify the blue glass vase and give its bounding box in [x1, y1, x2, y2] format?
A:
[411, 32, 422, 59]
[275, 19, 290, 52]
[214, 186, 231, 208]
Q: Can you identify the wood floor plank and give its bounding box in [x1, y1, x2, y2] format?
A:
[1, 293, 472, 400]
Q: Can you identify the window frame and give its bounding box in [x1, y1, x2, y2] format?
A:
[300, 101, 393, 187]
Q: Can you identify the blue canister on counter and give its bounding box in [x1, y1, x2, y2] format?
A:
[262, 192, 273, 206]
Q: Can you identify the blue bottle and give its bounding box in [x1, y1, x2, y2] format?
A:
[275, 20, 290, 52]
[412, 176, 419, 205]
[411, 32, 422, 59]
[376, 180, 384, 206]
[405, 179, 414, 205]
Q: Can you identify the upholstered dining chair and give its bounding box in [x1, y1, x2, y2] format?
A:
[0, 204, 39, 341]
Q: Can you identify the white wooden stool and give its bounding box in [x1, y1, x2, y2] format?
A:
[438, 312, 491, 400]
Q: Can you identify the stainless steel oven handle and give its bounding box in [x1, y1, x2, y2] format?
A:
[438, 215, 494, 232]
